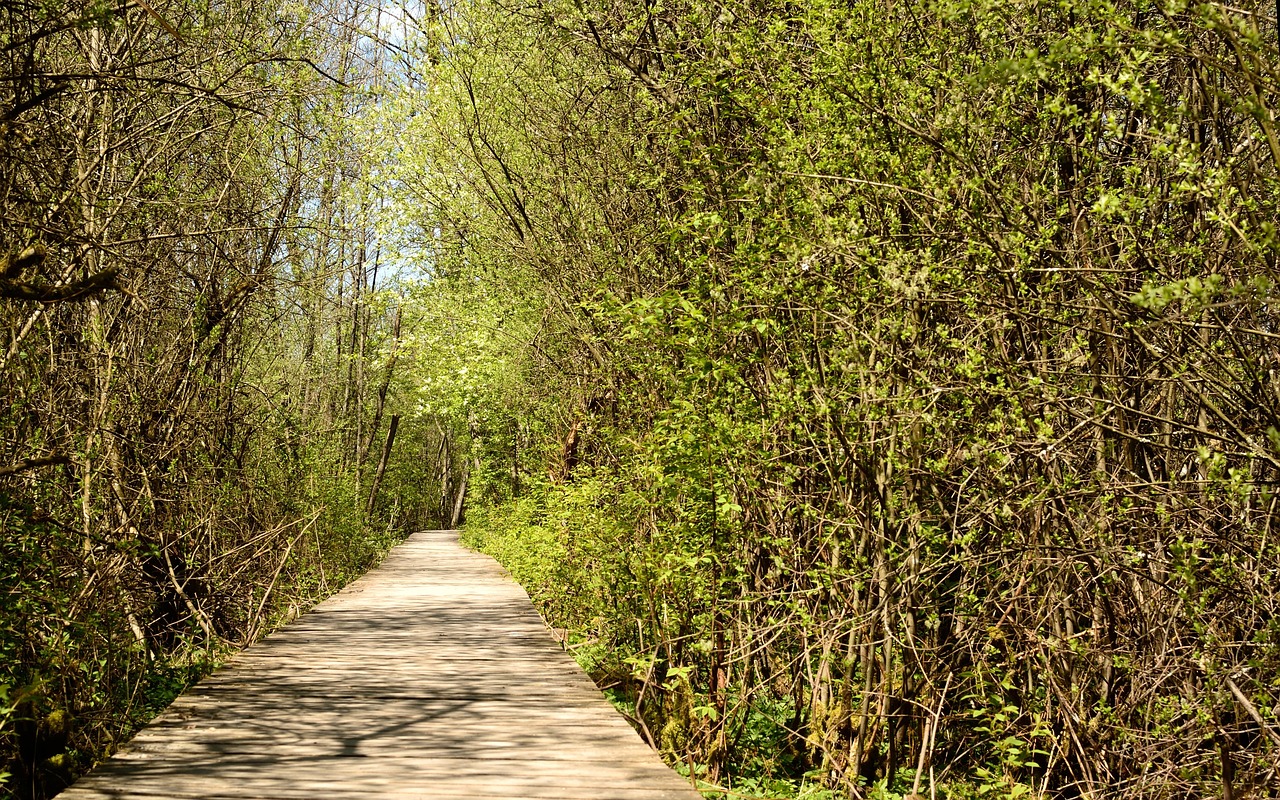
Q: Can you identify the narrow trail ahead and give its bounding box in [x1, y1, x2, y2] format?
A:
[61, 530, 700, 799]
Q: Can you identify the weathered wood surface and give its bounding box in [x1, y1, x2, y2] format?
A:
[61, 530, 702, 799]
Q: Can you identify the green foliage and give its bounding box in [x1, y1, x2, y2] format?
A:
[389, 0, 1280, 795]
[0, 0, 431, 795]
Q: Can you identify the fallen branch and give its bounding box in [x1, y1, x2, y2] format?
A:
[0, 455, 71, 478]
[1225, 675, 1280, 747]
[2, 244, 45, 278]
[0, 267, 123, 303]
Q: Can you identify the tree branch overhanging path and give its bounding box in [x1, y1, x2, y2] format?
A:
[57, 531, 702, 800]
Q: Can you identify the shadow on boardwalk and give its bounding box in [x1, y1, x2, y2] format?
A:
[59, 531, 701, 800]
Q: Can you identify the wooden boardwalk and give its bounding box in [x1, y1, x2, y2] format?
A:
[61, 530, 702, 799]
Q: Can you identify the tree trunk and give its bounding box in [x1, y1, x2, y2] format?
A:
[365, 414, 399, 517]
[449, 466, 468, 529]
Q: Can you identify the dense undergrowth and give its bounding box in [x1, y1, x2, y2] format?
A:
[397, 0, 1280, 796]
[0, 2, 463, 797]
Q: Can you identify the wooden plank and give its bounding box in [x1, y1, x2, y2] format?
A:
[65, 786, 699, 800]
[59, 530, 700, 800]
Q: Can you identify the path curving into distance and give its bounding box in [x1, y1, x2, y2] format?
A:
[61, 530, 701, 799]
